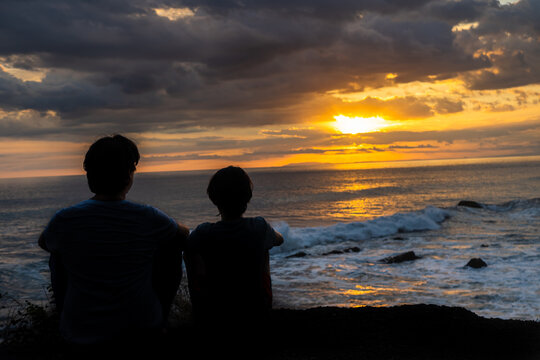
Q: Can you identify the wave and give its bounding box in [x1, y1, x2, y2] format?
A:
[456, 198, 540, 215]
[271, 206, 450, 254]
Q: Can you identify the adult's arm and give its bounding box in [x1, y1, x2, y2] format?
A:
[176, 222, 190, 249]
[49, 253, 67, 314]
[39, 229, 67, 313]
[38, 232, 49, 252]
[152, 222, 189, 319]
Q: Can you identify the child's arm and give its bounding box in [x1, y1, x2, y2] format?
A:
[273, 230, 284, 246]
[184, 249, 207, 314]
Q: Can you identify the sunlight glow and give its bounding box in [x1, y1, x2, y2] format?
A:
[334, 115, 390, 134]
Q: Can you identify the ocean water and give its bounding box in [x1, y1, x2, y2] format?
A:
[0, 157, 539, 320]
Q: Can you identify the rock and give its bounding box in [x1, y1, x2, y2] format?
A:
[466, 258, 487, 268]
[393, 236, 405, 241]
[323, 247, 361, 256]
[323, 250, 344, 255]
[458, 200, 483, 208]
[381, 251, 421, 264]
[286, 251, 308, 258]
[480, 244, 489, 248]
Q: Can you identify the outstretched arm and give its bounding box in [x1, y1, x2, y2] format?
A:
[274, 231, 284, 246]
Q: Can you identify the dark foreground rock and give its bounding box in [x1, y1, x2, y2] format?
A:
[381, 251, 421, 264]
[323, 247, 361, 255]
[3, 305, 538, 360]
[286, 251, 308, 258]
[466, 258, 488, 268]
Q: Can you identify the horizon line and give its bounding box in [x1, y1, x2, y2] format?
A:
[1, 154, 539, 181]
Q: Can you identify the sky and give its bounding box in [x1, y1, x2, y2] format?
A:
[0, 0, 539, 178]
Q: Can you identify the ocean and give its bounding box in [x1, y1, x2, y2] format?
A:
[0, 157, 539, 320]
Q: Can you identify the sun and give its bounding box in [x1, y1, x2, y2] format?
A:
[333, 115, 389, 134]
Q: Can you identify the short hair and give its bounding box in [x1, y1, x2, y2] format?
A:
[207, 166, 253, 217]
[83, 135, 140, 196]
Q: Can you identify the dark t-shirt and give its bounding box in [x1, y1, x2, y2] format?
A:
[42, 199, 179, 344]
[186, 217, 278, 320]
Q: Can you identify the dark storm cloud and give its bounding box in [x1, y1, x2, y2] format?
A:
[457, 0, 540, 90]
[0, 0, 538, 137]
[177, 0, 435, 17]
[425, 0, 498, 22]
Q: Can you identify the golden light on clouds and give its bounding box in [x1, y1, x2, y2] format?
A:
[154, 7, 195, 21]
[452, 22, 479, 32]
[0, 61, 47, 82]
[334, 115, 390, 134]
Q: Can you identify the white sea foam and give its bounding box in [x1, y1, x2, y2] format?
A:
[271, 206, 451, 254]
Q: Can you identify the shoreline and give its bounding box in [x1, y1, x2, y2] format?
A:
[2, 304, 539, 360]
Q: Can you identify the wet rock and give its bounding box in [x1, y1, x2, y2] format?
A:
[480, 244, 489, 248]
[393, 236, 405, 241]
[286, 251, 308, 258]
[323, 247, 361, 256]
[381, 251, 421, 264]
[466, 258, 487, 268]
[324, 250, 344, 255]
[458, 200, 483, 209]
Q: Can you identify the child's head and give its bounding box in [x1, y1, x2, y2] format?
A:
[207, 166, 253, 218]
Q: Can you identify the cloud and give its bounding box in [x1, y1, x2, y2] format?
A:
[0, 0, 539, 177]
[334, 95, 466, 120]
[434, 98, 464, 114]
[0, 0, 501, 135]
[354, 119, 540, 145]
[456, 0, 540, 90]
[338, 96, 434, 119]
[389, 144, 438, 149]
[138, 118, 540, 166]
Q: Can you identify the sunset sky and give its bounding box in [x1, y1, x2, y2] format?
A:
[0, 0, 539, 178]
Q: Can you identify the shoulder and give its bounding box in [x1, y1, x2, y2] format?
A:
[189, 222, 214, 237]
[139, 203, 170, 218]
[124, 201, 174, 221]
[186, 222, 214, 248]
[245, 216, 271, 231]
[42, 200, 94, 237]
[246, 217, 280, 249]
[47, 200, 94, 223]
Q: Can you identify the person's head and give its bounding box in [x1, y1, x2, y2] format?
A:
[83, 134, 140, 196]
[207, 166, 253, 218]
